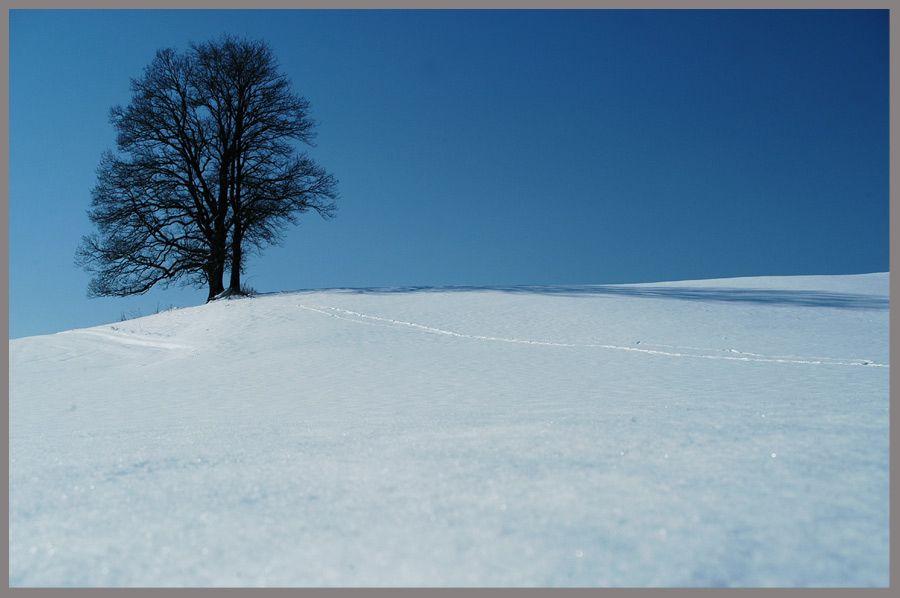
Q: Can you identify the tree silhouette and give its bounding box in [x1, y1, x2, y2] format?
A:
[77, 35, 338, 301]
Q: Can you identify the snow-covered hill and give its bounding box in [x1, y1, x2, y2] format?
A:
[8, 273, 890, 587]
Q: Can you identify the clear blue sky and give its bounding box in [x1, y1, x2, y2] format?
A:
[8, 9, 889, 339]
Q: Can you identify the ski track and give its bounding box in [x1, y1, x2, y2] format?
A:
[298, 304, 888, 368]
[59, 328, 196, 352]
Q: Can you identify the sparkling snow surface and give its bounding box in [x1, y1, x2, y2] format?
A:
[8, 274, 889, 587]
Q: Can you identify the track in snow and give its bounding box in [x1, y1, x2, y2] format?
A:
[297, 304, 887, 368]
[60, 328, 196, 352]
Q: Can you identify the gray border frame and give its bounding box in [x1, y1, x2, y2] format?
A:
[4, 2, 895, 596]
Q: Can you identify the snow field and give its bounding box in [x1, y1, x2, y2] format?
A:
[8, 273, 890, 586]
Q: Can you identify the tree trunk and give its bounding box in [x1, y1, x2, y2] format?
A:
[206, 260, 225, 301]
[209, 167, 231, 300]
[229, 224, 243, 294]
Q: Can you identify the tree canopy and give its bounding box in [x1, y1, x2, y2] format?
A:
[77, 35, 338, 301]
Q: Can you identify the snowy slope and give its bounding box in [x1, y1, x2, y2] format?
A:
[8, 273, 890, 587]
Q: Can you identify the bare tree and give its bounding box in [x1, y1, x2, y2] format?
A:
[191, 36, 337, 294]
[77, 35, 338, 301]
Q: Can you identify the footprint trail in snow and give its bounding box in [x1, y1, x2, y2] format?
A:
[297, 305, 887, 368]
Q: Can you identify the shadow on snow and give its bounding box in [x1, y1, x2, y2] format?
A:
[281, 285, 889, 310]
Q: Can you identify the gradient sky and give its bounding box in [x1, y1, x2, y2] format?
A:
[8, 9, 889, 339]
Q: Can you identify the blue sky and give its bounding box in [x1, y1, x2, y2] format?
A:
[8, 9, 889, 339]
